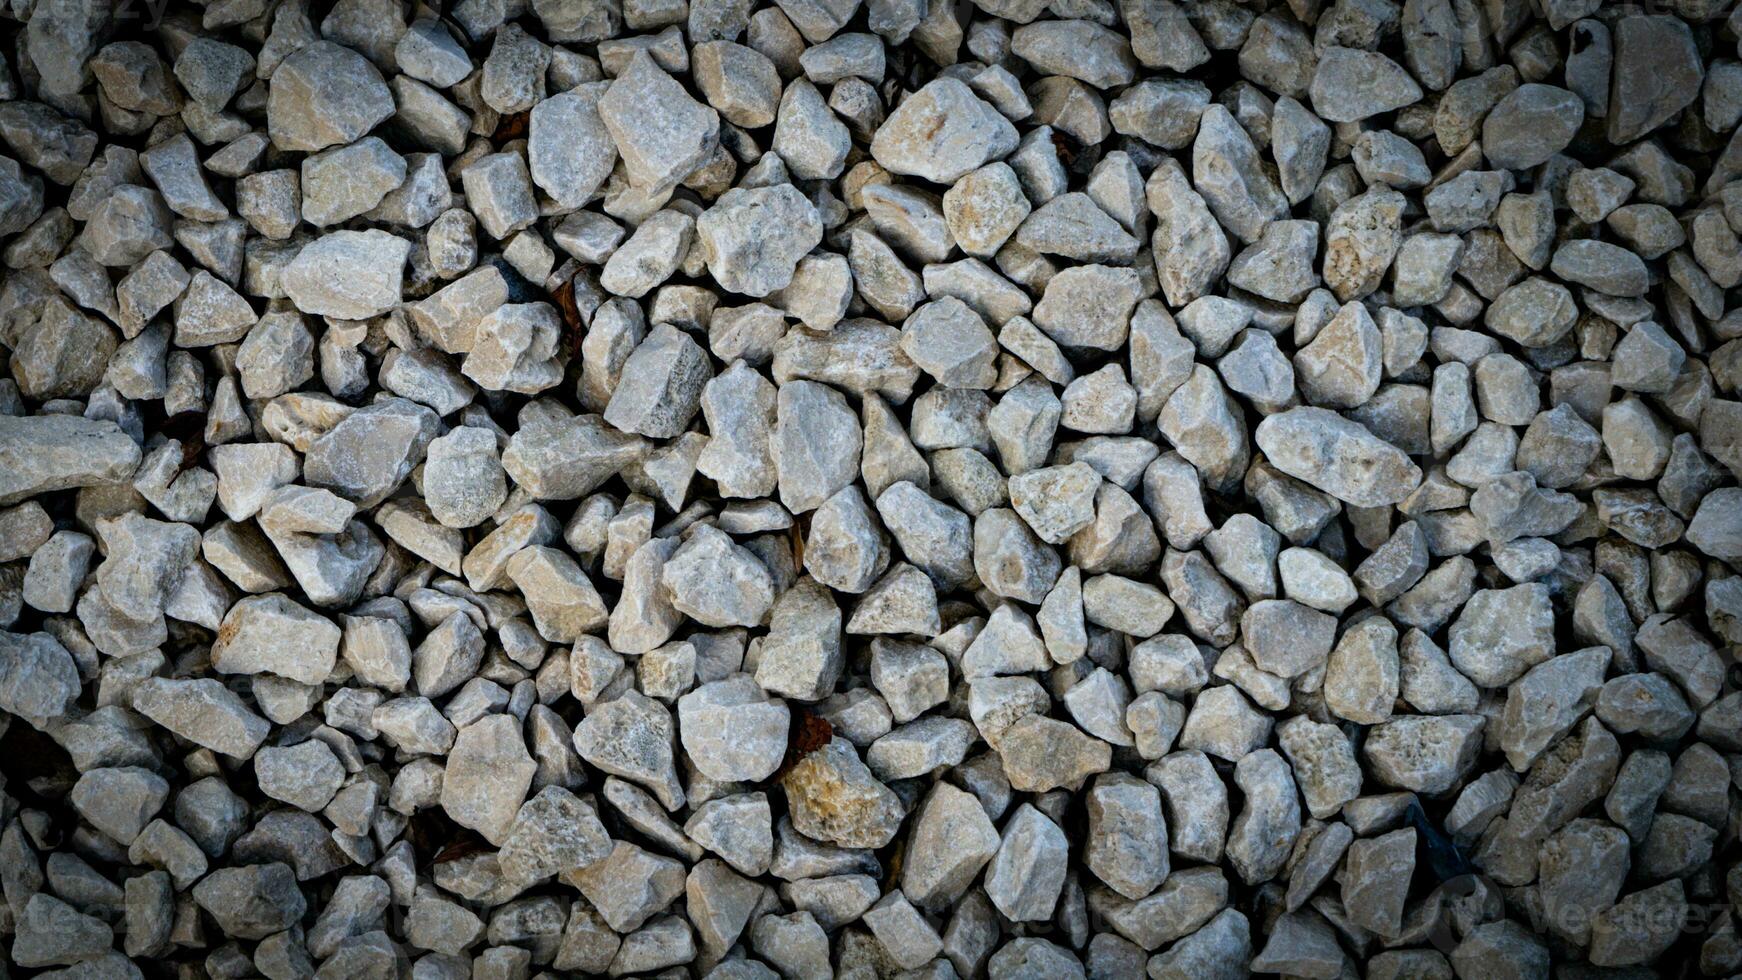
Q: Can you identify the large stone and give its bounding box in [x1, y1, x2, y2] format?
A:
[1364, 714, 1485, 793]
[267, 41, 395, 152]
[210, 593, 341, 685]
[572, 691, 684, 810]
[696, 185, 823, 298]
[870, 78, 1019, 184]
[0, 415, 141, 506]
[529, 86, 615, 209]
[1484, 84, 1584, 170]
[302, 397, 440, 508]
[677, 675, 790, 782]
[0, 631, 80, 727]
[781, 737, 905, 848]
[903, 783, 999, 911]
[499, 786, 612, 882]
[188, 867, 306, 948]
[281, 229, 410, 320]
[1255, 408, 1422, 507]
[1311, 47, 1422, 122]
[599, 51, 720, 193]
[777, 380, 862, 513]
[985, 803, 1069, 921]
[1192, 104, 1287, 243]
[442, 714, 536, 845]
[131, 677, 271, 759]
[503, 414, 652, 501]
[997, 714, 1112, 792]
[1608, 15, 1703, 144]
[1448, 584, 1556, 688]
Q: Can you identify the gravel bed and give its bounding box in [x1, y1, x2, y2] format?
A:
[1, 0, 1741, 977]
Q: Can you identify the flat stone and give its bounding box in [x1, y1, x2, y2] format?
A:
[984, 803, 1069, 921]
[0, 415, 141, 506]
[1484, 84, 1584, 170]
[529, 85, 615, 209]
[1448, 584, 1555, 688]
[0, 630, 81, 728]
[1608, 15, 1703, 144]
[678, 675, 790, 781]
[131, 677, 271, 759]
[1364, 714, 1485, 794]
[191, 864, 307, 940]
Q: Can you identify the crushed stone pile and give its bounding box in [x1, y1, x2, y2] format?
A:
[1, 0, 1742, 976]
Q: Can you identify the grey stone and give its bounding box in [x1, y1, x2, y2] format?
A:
[131, 677, 270, 759]
[1484, 84, 1583, 170]
[0, 630, 80, 727]
[443, 714, 536, 845]
[696, 185, 822, 298]
[1193, 105, 1286, 244]
[870, 78, 1018, 183]
[773, 78, 851, 180]
[422, 427, 506, 529]
[192, 864, 307, 940]
[573, 691, 684, 809]
[777, 380, 862, 513]
[998, 714, 1112, 791]
[460, 153, 538, 240]
[1277, 716, 1362, 820]
[504, 414, 652, 501]
[1322, 187, 1405, 301]
[679, 675, 789, 781]
[1254, 408, 1421, 507]
[903, 782, 999, 909]
[1311, 46, 1423, 122]
[528, 87, 614, 209]
[1449, 584, 1555, 688]
[1147, 158, 1229, 307]
[1085, 772, 1167, 899]
[1031, 264, 1143, 352]
[507, 545, 609, 642]
[601, 209, 695, 298]
[1342, 828, 1416, 939]
[1608, 15, 1703, 144]
[600, 51, 720, 193]
[943, 163, 1031, 258]
[1364, 714, 1485, 793]
[462, 303, 565, 395]
[301, 397, 439, 508]
[255, 739, 344, 812]
[1011, 19, 1134, 88]
[1225, 749, 1299, 885]
[1016, 192, 1140, 264]
[282, 229, 409, 320]
[267, 41, 394, 152]
[499, 786, 612, 883]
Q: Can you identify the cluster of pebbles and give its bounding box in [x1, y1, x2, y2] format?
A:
[3, 0, 1742, 976]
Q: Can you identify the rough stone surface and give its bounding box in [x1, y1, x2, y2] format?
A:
[0, 6, 1732, 976]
